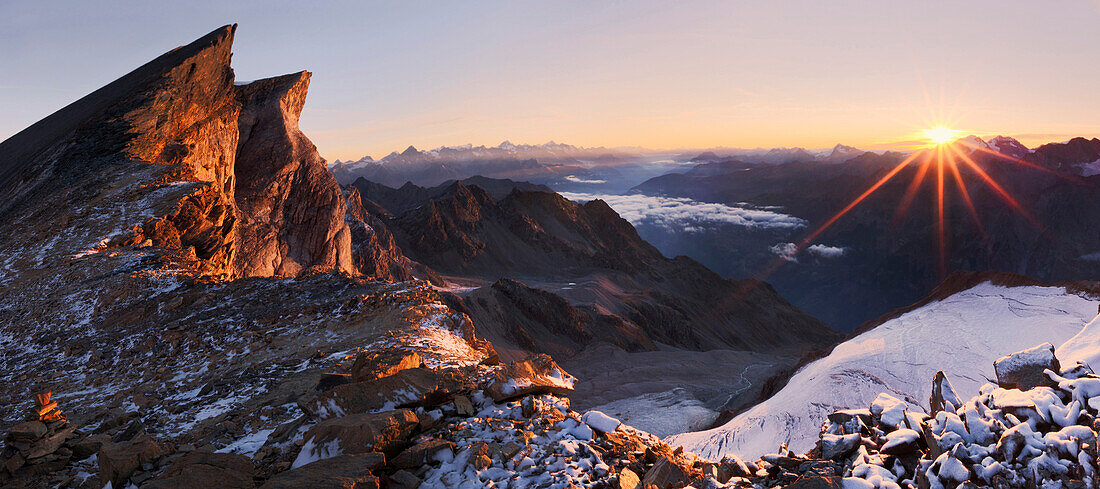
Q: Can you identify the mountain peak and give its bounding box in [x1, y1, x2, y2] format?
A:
[401, 145, 420, 156]
[985, 136, 1029, 158]
[957, 135, 990, 150]
[820, 143, 865, 163]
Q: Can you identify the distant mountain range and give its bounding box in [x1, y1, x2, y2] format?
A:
[329, 141, 642, 187]
[686, 143, 869, 166]
[629, 135, 1100, 331]
[328, 140, 886, 196]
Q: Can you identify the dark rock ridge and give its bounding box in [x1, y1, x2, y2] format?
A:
[1028, 137, 1100, 175]
[343, 186, 443, 285]
[351, 175, 554, 215]
[350, 178, 841, 354]
[439, 277, 655, 361]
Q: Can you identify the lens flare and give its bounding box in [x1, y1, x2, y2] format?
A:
[922, 126, 964, 146]
[757, 134, 1071, 282]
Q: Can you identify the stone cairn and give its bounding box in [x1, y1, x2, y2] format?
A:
[1, 392, 75, 478]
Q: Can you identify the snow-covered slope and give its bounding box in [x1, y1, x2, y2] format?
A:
[667, 281, 1099, 461]
[1055, 313, 1100, 368]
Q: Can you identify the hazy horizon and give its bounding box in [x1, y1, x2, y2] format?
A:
[3, 0, 1100, 161]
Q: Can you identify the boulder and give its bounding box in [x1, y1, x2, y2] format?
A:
[315, 373, 351, 392]
[452, 395, 475, 416]
[640, 457, 690, 489]
[259, 453, 383, 489]
[880, 428, 921, 455]
[485, 354, 577, 402]
[821, 433, 860, 460]
[618, 467, 641, 489]
[350, 349, 422, 382]
[826, 409, 870, 435]
[4, 452, 25, 474]
[98, 434, 171, 488]
[993, 343, 1060, 390]
[301, 410, 418, 459]
[582, 410, 622, 433]
[303, 368, 465, 419]
[25, 426, 73, 459]
[930, 371, 963, 414]
[385, 469, 422, 489]
[70, 434, 110, 461]
[390, 438, 455, 469]
[784, 476, 843, 489]
[7, 421, 46, 442]
[717, 455, 756, 481]
[143, 451, 255, 489]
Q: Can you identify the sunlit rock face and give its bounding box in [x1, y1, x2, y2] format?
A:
[233, 71, 356, 278]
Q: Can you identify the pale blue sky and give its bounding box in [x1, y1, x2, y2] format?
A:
[2, 1, 1099, 160]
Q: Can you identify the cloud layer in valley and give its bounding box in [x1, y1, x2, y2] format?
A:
[563, 175, 608, 184]
[560, 192, 805, 231]
[770, 243, 799, 262]
[771, 242, 847, 262]
[807, 244, 845, 258]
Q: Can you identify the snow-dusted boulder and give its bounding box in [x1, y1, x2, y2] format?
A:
[485, 354, 577, 402]
[582, 410, 622, 433]
[993, 343, 1059, 390]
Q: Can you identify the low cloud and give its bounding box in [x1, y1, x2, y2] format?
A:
[807, 244, 846, 258]
[564, 175, 607, 184]
[770, 242, 846, 262]
[770, 243, 799, 262]
[560, 192, 806, 231]
[1080, 252, 1100, 261]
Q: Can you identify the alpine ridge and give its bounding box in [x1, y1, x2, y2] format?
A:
[0, 24, 838, 489]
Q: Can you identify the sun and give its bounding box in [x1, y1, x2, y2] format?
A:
[922, 126, 964, 146]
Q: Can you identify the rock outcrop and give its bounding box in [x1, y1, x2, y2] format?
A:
[343, 186, 442, 283]
[233, 71, 355, 277]
[443, 277, 654, 361]
[143, 451, 256, 489]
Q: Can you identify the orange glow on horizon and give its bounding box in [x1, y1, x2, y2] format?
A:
[760, 134, 1069, 282]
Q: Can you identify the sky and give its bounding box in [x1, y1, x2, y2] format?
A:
[2, 1, 1099, 161]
